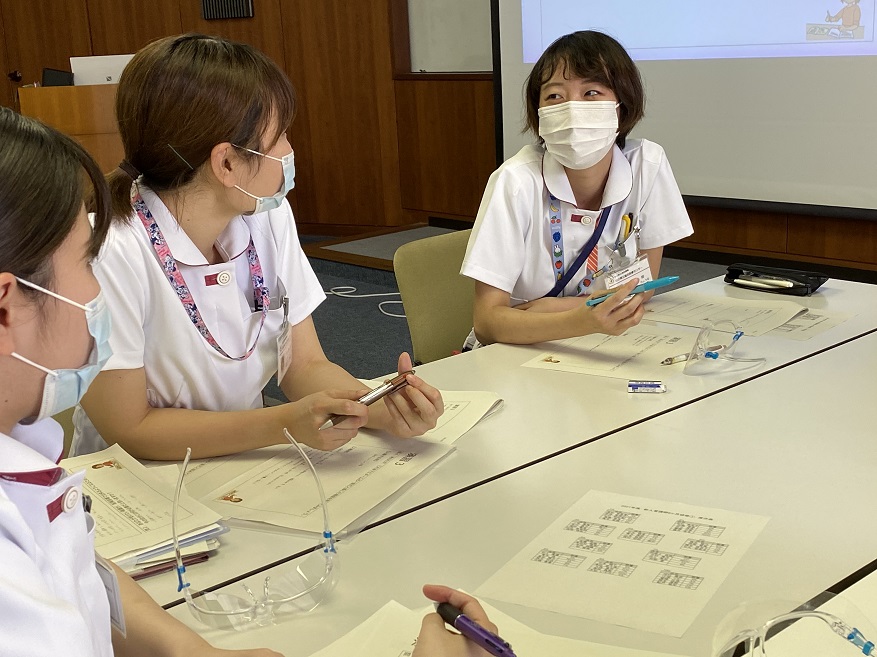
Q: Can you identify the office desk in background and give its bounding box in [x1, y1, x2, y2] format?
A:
[166, 330, 877, 656]
[143, 276, 877, 607]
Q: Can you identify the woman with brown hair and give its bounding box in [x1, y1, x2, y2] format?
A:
[73, 34, 443, 460]
[0, 107, 281, 657]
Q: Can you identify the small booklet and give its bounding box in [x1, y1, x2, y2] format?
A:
[61, 444, 225, 566]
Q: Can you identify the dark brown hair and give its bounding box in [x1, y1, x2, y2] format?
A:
[524, 31, 645, 148]
[0, 108, 111, 294]
[107, 33, 297, 219]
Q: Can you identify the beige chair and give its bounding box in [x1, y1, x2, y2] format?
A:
[393, 229, 474, 364]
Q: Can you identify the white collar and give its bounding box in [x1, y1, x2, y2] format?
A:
[542, 145, 633, 209]
[0, 419, 65, 477]
[137, 186, 253, 266]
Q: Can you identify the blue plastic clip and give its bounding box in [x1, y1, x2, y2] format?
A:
[175, 564, 190, 592]
[846, 628, 874, 655]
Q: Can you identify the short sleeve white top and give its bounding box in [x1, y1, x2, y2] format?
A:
[72, 186, 325, 455]
[0, 420, 113, 657]
[461, 139, 694, 304]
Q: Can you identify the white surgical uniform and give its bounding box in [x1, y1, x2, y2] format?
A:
[72, 186, 325, 455]
[461, 139, 694, 303]
[0, 420, 113, 656]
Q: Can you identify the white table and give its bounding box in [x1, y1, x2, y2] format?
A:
[165, 330, 877, 656]
[148, 276, 877, 607]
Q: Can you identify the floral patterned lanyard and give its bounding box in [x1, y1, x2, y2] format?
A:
[132, 188, 270, 361]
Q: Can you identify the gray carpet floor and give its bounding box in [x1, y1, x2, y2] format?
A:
[263, 253, 728, 400]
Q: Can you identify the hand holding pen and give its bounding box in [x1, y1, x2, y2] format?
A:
[318, 370, 415, 430]
[318, 352, 445, 440]
[414, 585, 513, 657]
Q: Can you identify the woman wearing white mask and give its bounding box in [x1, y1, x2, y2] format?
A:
[0, 108, 281, 657]
[461, 31, 693, 347]
[74, 34, 443, 460]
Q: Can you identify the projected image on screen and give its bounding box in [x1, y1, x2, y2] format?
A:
[522, 0, 875, 62]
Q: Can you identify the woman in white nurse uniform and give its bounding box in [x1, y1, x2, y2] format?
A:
[0, 109, 280, 657]
[73, 35, 443, 460]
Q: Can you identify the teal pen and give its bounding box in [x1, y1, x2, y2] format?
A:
[586, 276, 680, 307]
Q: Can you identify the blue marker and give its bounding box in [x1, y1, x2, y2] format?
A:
[586, 276, 680, 307]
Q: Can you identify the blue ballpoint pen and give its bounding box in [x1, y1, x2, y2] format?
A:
[436, 603, 517, 657]
[586, 275, 680, 307]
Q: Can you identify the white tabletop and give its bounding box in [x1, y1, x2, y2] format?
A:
[165, 330, 877, 656]
[348, 276, 877, 526]
[147, 276, 877, 608]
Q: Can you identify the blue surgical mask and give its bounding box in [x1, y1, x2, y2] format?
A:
[233, 145, 295, 215]
[11, 278, 112, 422]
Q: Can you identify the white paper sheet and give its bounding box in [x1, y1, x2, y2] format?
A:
[183, 435, 453, 533]
[521, 324, 692, 380]
[61, 444, 222, 561]
[476, 490, 769, 637]
[766, 309, 852, 341]
[643, 292, 806, 336]
[312, 598, 685, 657]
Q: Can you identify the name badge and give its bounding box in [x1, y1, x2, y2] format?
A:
[603, 253, 652, 289]
[95, 552, 127, 636]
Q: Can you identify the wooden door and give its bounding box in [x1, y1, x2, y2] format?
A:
[87, 0, 182, 55]
[0, 0, 92, 108]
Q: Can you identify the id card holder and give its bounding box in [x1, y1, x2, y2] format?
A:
[603, 253, 652, 289]
[276, 297, 292, 382]
[94, 552, 127, 636]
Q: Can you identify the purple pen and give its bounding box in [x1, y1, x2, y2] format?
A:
[436, 602, 517, 657]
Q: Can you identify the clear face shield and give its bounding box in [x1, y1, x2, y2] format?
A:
[683, 320, 766, 375]
[171, 429, 338, 630]
[713, 593, 877, 657]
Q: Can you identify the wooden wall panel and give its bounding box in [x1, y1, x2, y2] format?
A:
[681, 206, 788, 253]
[396, 79, 495, 219]
[281, 0, 403, 230]
[0, 0, 92, 107]
[788, 215, 877, 265]
[179, 0, 285, 71]
[87, 0, 182, 55]
[19, 85, 121, 173]
[0, 7, 13, 108]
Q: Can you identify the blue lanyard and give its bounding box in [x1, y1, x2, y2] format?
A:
[546, 193, 612, 298]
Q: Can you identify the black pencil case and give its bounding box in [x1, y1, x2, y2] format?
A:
[724, 263, 829, 296]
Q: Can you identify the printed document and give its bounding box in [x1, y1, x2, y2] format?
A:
[62, 444, 223, 562]
[522, 323, 693, 379]
[766, 309, 851, 340]
[183, 434, 452, 533]
[643, 292, 806, 336]
[476, 490, 769, 637]
[311, 599, 685, 657]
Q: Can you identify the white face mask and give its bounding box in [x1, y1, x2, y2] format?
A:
[10, 278, 112, 422]
[538, 101, 620, 170]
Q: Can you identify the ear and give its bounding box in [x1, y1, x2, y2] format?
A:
[0, 273, 20, 357]
[208, 142, 242, 190]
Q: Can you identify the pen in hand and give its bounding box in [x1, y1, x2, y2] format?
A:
[318, 370, 414, 430]
[436, 602, 516, 657]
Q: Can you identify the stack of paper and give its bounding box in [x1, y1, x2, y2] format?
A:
[61, 444, 225, 569]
